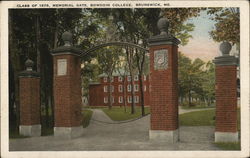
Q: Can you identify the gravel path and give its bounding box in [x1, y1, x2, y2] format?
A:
[9, 108, 219, 151]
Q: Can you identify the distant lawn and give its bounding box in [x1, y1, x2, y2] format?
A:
[181, 105, 215, 110]
[179, 108, 240, 128]
[84, 106, 107, 109]
[102, 106, 150, 121]
[82, 109, 93, 128]
[215, 142, 241, 150]
[179, 109, 215, 126]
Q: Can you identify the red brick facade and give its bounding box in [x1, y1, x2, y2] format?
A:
[19, 77, 40, 125]
[89, 75, 150, 107]
[215, 65, 237, 133]
[53, 54, 82, 127]
[149, 45, 178, 131]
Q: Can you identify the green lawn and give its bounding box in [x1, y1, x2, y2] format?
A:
[82, 109, 93, 128]
[179, 109, 215, 126]
[181, 105, 215, 110]
[179, 108, 241, 129]
[214, 142, 241, 150]
[102, 106, 150, 121]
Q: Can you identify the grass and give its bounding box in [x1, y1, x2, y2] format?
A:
[102, 106, 150, 121]
[82, 109, 93, 128]
[214, 142, 241, 150]
[84, 106, 107, 109]
[9, 129, 30, 139]
[179, 108, 240, 128]
[181, 105, 215, 110]
[179, 109, 216, 126]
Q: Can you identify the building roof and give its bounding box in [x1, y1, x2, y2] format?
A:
[98, 69, 130, 77]
[89, 81, 101, 85]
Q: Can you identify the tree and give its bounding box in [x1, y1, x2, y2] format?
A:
[178, 53, 206, 106]
[201, 61, 215, 105]
[9, 8, 86, 130]
[93, 8, 204, 114]
[207, 8, 240, 45]
[96, 47, 122, 109]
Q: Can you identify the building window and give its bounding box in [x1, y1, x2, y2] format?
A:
[119, 96, 123, 103]
[134, 96, 139, 103]
[111, 85, 114, 92]
[104, 77, 107, 82]
[118, 76, 123, 82]
[110, 76, 114, 82]
[134, 75, 138, 81]
[104, 86, 108, 92]
[112, 96, 114, 103]
[127, 76, 131, 82]
[127, 96, 132, 103]
[144, 85, 147, 91]
[104, 97, 108, 103]
[127, 84, 131, 92]
[134, 84, 139, 92]
[144, 75, 147, 81]
[118, 85, 123, 92]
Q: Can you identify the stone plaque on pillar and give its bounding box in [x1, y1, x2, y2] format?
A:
[57, 59, 67, 76]
[154, 49, 168, 70]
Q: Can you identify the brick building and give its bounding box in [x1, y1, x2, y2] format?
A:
[89, 73, 150, 107]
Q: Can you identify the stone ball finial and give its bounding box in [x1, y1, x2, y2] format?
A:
[157, 18, 169, 35]
[62, 31, 73, 46]
[220, 42, 232, 56]
[25, 59, 34, 71]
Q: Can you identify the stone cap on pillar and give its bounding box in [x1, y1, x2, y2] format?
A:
[51, 31, 82, 56]
[19, 59, 40, 78]
[213, 42, 238, 66]
[148, 18, 180, 46]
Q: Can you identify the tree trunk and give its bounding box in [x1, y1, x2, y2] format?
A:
[188, 90, 191, 107]
[108, 75, 112, 109]
[36, 14, 41, 73]
[138, 74, 145, 116]
[9, 10, 21, 130]
[123, 76, 127, 112]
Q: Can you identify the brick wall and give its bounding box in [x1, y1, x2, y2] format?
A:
[215, 65, 237, 132]
[53, 54, 82, 127]
[89, 75, 150, 107]
[19, 77, 40, 125]
[149, 45, 178, 131]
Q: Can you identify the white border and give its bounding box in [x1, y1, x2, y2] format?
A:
[1, 1, 249, 158]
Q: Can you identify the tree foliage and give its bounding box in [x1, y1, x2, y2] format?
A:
[10, 8, 211, 128]
[207, 8, 240, 45]
[178, 53, 215, 107]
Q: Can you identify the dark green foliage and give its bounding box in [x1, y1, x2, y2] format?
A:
[207, 8, 240, 45]
[82, 110, 93, 128]
[178, 53, 215, 107]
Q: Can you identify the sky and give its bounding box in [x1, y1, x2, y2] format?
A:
[178, 10, 221, 62]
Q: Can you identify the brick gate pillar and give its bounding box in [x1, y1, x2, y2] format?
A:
[19, 59, 41, 136]
[51, 32, 83, 139]
[213, 42, 239, 142]
[148, 18, 180, 143]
